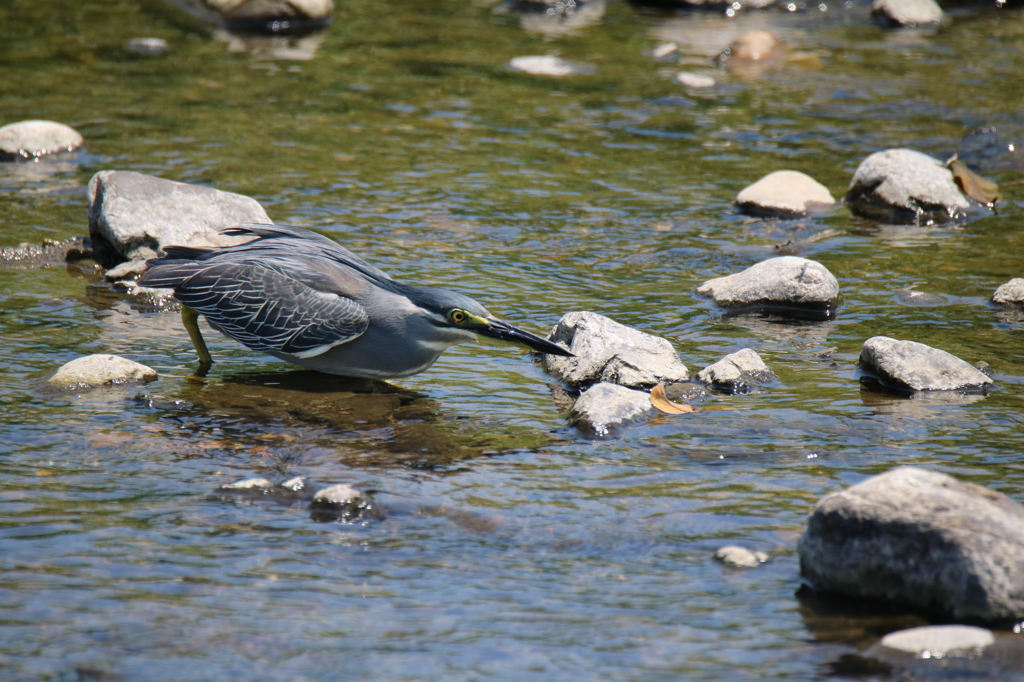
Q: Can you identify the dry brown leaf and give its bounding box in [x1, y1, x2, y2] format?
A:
[947, 155, 1000, 207]
[650, 382, 696, 415]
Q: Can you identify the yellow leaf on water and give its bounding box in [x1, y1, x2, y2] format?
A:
[946, 155, 1000, 207]
[650, 383, 696, 415]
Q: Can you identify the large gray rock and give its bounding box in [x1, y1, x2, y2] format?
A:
[544, 312, 689, 389]
[696, 257, 839, 312]
[87, 170, 269, 261]
[48, 354, 158, 390]
[860, 336, 993, 392]
[798, 467, 1024, 621]
[736, 170, 835, 219]
[568, 382, 654, 436]
[0, 120, 83, 160]
[697, 348, 775, 393]
[872, 0, 942, 27]
[846, 149, 970, 224]
[993, 278, 1024, 306]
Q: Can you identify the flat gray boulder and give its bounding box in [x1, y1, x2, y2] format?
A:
[846, 149, 970, 224]
[736, 170, 835, 219]
[696, 257, 839, 312]
[545, 312, 688, 389]
[568, 382, 654, 436]
[872, 0, 942, 26]
[0, 120, 83, 160]
[88, 170, 269, 261]
[48, 354, 157, 390]
[993, 278, 1024, 305]
[860, 336, 993, 392]
[697, 349, 775, 392]
[798, 467, 1024, 621]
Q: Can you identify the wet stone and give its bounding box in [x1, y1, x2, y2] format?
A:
[879, 625, 994, 656]
[128, 37, 169, 53]
[675, 72, 715, 89]
[309, 484, 373, 522]
[88, 170, 269, 261]
[714, 545, 768, 568]
[509, 56, 593, 76]
[992, 278, 1024, 306]
[697, 349, 775, 393]
[544, 311, 689, 389]
[872, 0, 942, 27]
[696, 256, 839, 315]
[726, 30, 780, 61]
[736, 170, 836, 219]
[798, 467, 1024, 622]
[568, 382, 654, 436]
[846, 149, 971, 224]
[0, 120, 83, 160]
[219, 477, 274, 490]
[104, 259, 149, 282]
[859, 336, 993, 392]
[181, 0, 334, 32]
[48, 354, 158, 390]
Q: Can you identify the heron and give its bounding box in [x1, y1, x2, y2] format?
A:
[136, 224, 572, 378]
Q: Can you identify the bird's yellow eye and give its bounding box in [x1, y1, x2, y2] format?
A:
[449, 309, 467, 324]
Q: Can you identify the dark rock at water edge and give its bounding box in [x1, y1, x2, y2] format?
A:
[88, 170, 271, 262]
[544, 311, 689, 389]
[859, 336, 993, 392]
[697, 349, 775, 393]
[48, 354, 158, 390]
[992, 278, 1024, 306]
[568, 382, 654, 436]
[735, 170, 836, 219]
[0, 120, 83, 161]
[798, 467, 1024, 622]
[871, 0, 942, 27]
[696, 256, 839, 317]
[845, 149, 971, 225]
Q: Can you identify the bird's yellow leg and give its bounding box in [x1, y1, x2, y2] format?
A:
[181, 305, 212, 374]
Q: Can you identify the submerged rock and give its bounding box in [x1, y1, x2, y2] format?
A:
[309, 483, 373, 522]
[696, 257, 839, 315]
[219, 477, 275, 490]
[127, 37, 169, 54]
[872, 0, 942, 27]
[87, 170, 270, 262]
[0, 120, 83, 160]
[544, 311, 689, 389]
[992, 278, 1024, 306]
[697, 349, 775, 393]
[798, 467, 1024, 621]
[714, 545, 768, 568]
[859, 336, 993, 392]
[725, 30, 780, 61]
[568, 382, 654, 436]
[48, 354, 158, 390]
[846, 149, 971, 224]
[674, 72, 715, 89]
[178, 0, 333, 32]
[103, 260, 149, 282]
[509, 55, 593, 76]
[736, 170, 836, 219]
[879, 625, 994, 656]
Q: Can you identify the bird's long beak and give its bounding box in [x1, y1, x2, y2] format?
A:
[471, 315, 574, 357]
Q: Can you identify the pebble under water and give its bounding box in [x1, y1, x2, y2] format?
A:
[2, 0, 1024, 679]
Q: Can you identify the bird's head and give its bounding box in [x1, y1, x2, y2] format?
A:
[410, 287, 573, 358]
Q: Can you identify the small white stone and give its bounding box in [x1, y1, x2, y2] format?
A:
[993, 278, 1024, 305]
[128, 37, 169, 54]
[312, 484, 363, 506]
[881, 625, 994, 656]
[220, 477, 274, 490]
[0, 120, 83, 159]
[675, 72, 716, 88]
[509, 56, 589, 76]
[652, 42, 679, 59]
[281, 476, 306, 491]
[714, 545, 769, 568]
[48, 354, 157, 389]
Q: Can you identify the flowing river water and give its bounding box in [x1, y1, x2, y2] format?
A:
[2, 0, 1024, 679]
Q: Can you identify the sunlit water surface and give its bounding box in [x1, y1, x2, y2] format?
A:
[1, 0, 1024, 679]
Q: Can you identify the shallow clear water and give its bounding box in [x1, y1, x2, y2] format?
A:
[2, 0, 1024, 679]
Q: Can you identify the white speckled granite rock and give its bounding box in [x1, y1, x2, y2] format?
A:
[860, 336, 993, 391]
[846, 149, 970, 224]
[49, 354, 157, 390]
[992, 278, 1024, 305]
[697, 257, 839, 311]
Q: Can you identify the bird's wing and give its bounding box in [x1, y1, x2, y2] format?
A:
[168, 262, 370, 358]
